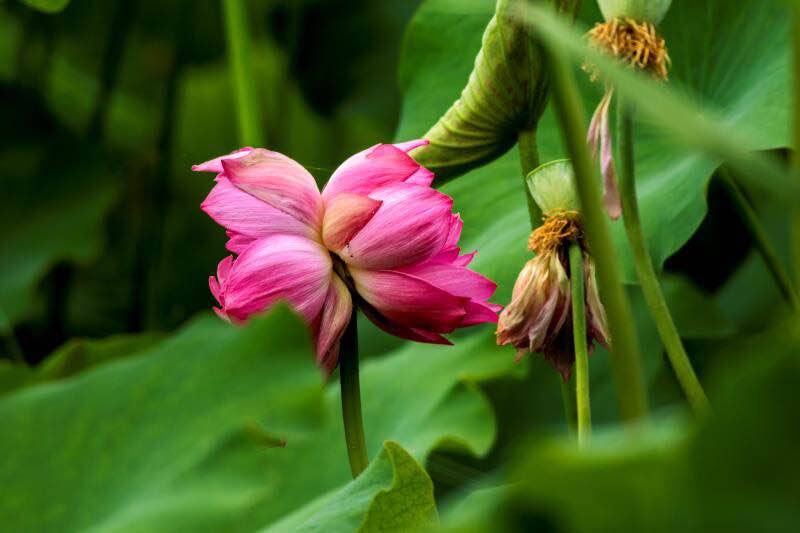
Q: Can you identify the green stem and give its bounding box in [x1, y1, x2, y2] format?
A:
[339, 311, 369, 478]
[718, 168, 800, 311]
[519, 127, 543, 223]
[543, 44, 648, 423]
[222, 0, 265, 146]
[569, 243, 591, 444]
[617, 102, 710, 416]
[560, 380, 577, 436]
[792, 9, 800, 289]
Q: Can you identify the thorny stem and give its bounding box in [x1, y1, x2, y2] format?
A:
[339, 311, 369, 478]
[222, 0, 265, 146]
[718, 168, 800, 312]
[617, 101, 710, 416]
[569, 242, 591, 445]
[543, 44, 649, 423]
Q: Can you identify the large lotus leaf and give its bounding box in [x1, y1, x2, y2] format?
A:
[0, 304, 514, 531]
[397, 0, 790, 286]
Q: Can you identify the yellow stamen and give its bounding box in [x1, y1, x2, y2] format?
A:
[528, 209, 582, 254]
[584, 17, 671, 81]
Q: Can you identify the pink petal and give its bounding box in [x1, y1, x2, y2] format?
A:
[395, 262, 497, 301]
[221, 148, 324, 231]
[191, 147, 253, 173]
[202, 177, 317, 249]
[359, 303, 452, 346]
[315, 274, 353, 376]
[341, 183, 453, 269]
[321, 193, 383, 253]
[393, 139, 429, 153]
[212, 235, 332, 323]
[350, 267, 468, 333]
[321, 141, 432, 200]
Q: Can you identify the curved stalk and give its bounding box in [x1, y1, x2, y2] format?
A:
[718, 168, 800, 311]
[222, 0, 265, 146]
[339, 312, 369, 478]
[617, 102, 710, 416]
[543, 44, 649, 423]
[569, 243, 591, 445]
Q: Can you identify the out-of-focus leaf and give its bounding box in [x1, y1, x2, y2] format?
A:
[19, 0, 70, 14]
[264, 441, 437, 532]
[0, 140, 119, 326]
[501, 319, 800, 533]
[0, 303, 515, 531]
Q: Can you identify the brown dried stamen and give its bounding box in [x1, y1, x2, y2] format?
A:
[528, 209, 582, 255]
[584, 18, 671, 80]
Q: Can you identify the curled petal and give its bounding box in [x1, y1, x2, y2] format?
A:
[191, 147, 253, 173]
[202, 177, 316, 250]
[212, 235, 331, 323]
[322, 141, 431, 200]
[315, 274, 353, 376]
[584, 253, 610, 348]
[350, 267, 468, 333]
[588, 89, 621, 220]
[359, 302, 452, 346]
[221, 148, 324, 231]
[321, 193, 382, 252]
[342, 184, 453, 270]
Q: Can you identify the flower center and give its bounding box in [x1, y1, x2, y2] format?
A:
[585, 17, 671, 81]
[528, 209, 582, 255]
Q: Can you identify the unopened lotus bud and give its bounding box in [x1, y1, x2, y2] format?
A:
[411, 0, 580, 183]
[596, 0, 672, 24]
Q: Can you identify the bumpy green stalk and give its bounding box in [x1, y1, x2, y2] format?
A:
[569, 243, 591, 444]
[543, 45, 648, 423]
[339, 312, 369, 478]
[222, 0, 265, 146]
[617, 102, 710, 416]
[718, 168, 800, 311]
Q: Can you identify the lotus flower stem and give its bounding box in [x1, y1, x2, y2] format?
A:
[793, 8, 800, 290]
[339, 311, 369, 478]
[222, 0, 265, 146]
[543, 44, 649, 423]
[568, 243, 591, 444]
[559, 381, 577, 435]
[518, 127, 543, 223]
[616, 101, 710, 416]
[718, 168, 800, 312]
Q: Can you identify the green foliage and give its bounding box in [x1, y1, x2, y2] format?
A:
[19, 0, 70, 14]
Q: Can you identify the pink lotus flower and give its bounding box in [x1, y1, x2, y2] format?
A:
[194, 141, 500, 375]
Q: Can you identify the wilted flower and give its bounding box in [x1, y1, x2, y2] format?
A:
[496, 160, 610, 380]
[584, 5, 672, 219]
[194, 141, 500, 375]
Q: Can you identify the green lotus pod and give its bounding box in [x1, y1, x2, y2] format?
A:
[596, 0, 673, 24]
[526, 159, 580, 213]
[412, 0, 579, 183]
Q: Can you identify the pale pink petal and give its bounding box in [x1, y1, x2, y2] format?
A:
[192, 147, 253, 173]
[321, 141, 432, 200]
[321, 193, 382, 252]
[315, 274, 353, 375]
[212, 235, 331, 323]
[202, 177, 316, 247]
[221, 148, 324, 231]
[393, 139, 429, 152]
[341, 183, 453, 269]
[350, 267, 468, 333]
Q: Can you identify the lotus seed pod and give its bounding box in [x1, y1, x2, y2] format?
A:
[526, 159, 580, 214]
[597, 0, 673, 24]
